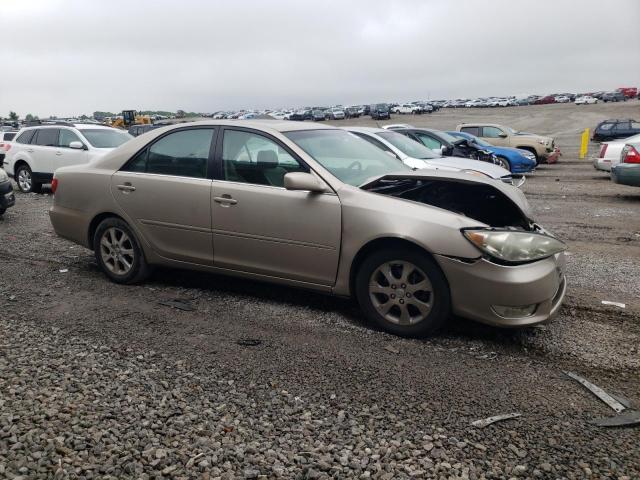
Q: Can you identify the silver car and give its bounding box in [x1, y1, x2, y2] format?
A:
[49, 120, 567, 337]
[345, 126, 516, 183]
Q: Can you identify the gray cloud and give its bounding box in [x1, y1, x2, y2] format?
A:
[1, 0, 638, 117]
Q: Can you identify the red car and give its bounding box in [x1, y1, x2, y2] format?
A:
[534, 96, 556, 105]
[617, 87, 638, 99]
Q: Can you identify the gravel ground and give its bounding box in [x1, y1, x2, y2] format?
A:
[1, 102, 639, 479]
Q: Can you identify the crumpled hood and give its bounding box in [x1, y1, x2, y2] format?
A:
[360, 169, 533, 221]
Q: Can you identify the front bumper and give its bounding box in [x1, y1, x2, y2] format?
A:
[542, 147, 561, 164]
[611, 164, 640, 187]
[435, 252, 566, 328]
[0, 179, 15, 211]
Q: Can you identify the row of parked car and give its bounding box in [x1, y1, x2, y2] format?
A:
[442, 88, 638, 108]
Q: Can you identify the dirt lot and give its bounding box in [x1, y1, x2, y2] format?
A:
[1, 102, 639, 479]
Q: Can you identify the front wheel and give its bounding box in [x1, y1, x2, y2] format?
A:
[496, 156, 511, 171]
[355, 248, 451, 337]
[93, 217, 150, 284]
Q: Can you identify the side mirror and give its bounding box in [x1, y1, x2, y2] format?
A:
[498, 133, 508, 138]
[284, 172, 327, 193]
[440, 145, 447, 154]
[69, 141, 86, 150]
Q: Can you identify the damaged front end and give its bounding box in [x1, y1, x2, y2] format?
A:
[360, 173, 534, 231]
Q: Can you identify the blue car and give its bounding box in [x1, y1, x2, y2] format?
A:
[447, 131, 537, 174]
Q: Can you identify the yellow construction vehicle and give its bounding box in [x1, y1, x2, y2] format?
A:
[110, 110, 151, 129]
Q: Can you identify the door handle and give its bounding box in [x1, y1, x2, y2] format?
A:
[213, 195, 237, 206]
[117, 183, 136, 192]
[55, 151, 62, 156]
[27, 149, 34, 153]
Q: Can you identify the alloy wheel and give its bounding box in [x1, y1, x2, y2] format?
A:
[100, 227, 135, 275]
[17, 169, 32, 192]
[369, 261, 433, 325]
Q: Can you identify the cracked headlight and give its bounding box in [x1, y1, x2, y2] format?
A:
[463, 229, 567, 264]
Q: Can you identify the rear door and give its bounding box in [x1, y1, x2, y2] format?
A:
[210, 127, 341, 285]
[612, 122, 631, 139]
[110, 127, 217, 265]
[31, 128, 60, 175]
[55, 129, 89, 170]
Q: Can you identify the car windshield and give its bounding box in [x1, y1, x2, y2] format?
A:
[285, 129, 410, 186]
[376, 131, 439, 159]
[79, 129, 132, 148]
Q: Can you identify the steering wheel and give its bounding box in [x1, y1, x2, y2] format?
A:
[347, 161, 362, 171]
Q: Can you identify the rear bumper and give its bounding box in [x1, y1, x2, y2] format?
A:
[435, 252, 566, 328]
[49, 205, 92, 248]
[611, 164, 640, 187]
[593, 156, 612, 172]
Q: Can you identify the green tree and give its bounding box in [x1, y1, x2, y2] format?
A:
[25, 114, 35, 122]
[8, 111, 18, 121]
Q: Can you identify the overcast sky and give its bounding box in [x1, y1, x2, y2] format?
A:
[1, 0, 639, 117]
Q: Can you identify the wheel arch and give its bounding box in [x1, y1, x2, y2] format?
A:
[88, 212, 126, 249]
[348, 236, 446, 298]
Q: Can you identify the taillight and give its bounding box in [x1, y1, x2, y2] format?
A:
[51, 177, 58, 194]
[622, 145, 640, 164]
[599, 144, 608, 158]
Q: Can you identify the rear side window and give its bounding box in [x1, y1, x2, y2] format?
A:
[613, 122, 630, 131]
[460, 126, 480, 136]
[33, 128, 60, 146]
[15, 130, 36, 144]
[3, 132, 16, 141]
[631, 122, 640, 129]
[123, 128, 214, 178]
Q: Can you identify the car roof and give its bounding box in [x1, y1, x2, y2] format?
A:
[458, 123, 503, 128]
[344, 126, 387, 134]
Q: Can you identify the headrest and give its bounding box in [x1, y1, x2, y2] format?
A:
[257, 150, 278, 168]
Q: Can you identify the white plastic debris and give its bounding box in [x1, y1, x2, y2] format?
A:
[563, 371, 626, 413]
[471, 412, 521, 428]
[601, 301, 626, 309]
[59, 269, 69, 273]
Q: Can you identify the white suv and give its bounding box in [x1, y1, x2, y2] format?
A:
[5, 123, 132, 193]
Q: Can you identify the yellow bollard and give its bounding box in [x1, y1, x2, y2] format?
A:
[579, 128, 590, 159]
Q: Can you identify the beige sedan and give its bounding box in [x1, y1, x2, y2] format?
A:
[49, 120, 567, 337]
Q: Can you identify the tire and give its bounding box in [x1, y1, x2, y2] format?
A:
[0, 207, 5, 216]
[15, 164, 41, 193]
[355, 247, 451, 337]
[93, 217, 150, 284]
[496, 156, 511, 171]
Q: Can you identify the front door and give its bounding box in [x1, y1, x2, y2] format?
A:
[110, 127, 217, 265]
[481, 126, 509, 147]
[55, 129, 89, 171]
[211, 128, 341, 286]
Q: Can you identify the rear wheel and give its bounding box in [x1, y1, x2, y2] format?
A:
[355, 248, 451, 337]
[15, 164, 41, 193]
[93, 217, 150, 284]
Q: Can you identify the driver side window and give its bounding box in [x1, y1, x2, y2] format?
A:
[482, 126, 505, 138]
